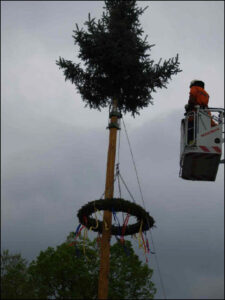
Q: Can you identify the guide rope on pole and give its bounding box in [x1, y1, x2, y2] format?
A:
[121, 117, 167, 300]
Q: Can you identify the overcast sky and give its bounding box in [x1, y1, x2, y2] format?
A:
[1, 1, 224, 299]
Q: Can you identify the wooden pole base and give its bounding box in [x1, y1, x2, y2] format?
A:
[98, 100, 118, 299]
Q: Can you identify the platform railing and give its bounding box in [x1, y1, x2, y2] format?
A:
[184, 111, 197, 146]
[184, 107, 224, 146]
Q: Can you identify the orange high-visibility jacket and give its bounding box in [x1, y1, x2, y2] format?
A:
[188, 86, 216, 126]
[188, 86, 209, 107]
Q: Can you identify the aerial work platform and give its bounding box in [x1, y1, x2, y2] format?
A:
[180, 106, 224, 181]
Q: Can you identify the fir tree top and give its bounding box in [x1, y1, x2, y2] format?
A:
[56, 0, 181, 116]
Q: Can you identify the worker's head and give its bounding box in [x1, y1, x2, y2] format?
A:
[190, 80, 205, 89]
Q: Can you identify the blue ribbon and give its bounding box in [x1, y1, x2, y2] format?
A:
[112, 208, 121, 238]
[74, 223, 82, 236]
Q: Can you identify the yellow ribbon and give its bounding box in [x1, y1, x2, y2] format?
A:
[89, 208, 99, 231]
[83, 227, 89, 260]
[96, 206, 109, 230]
[137, 220, 144, 249]
[91, 201, 109, 231]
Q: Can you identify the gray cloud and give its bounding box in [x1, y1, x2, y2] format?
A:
[2, 1, 224, 299]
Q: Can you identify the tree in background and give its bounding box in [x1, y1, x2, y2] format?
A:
[109, 241, 155, 299]
[1, 233, 156, 299]
[29, 233, 156, 299]
[56, 0, 181, 117]
[1, 250, 35, 299]
[28, 234, 100, 299]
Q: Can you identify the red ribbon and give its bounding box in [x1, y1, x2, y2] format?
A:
[120, 214, 130, 243]
[75, 225, 85, 239]
[141, 232, 147, 254]
[146, 238, 150, 254]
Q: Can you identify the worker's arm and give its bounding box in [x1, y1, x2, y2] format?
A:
[186, 86, 197, 110]
[188, 95, 195, 106]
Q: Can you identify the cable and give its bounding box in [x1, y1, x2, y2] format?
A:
[116, 128, 122, 199]
[121, 118, 145, 206]
[117, 121, 121, 165]
[148, 229, 167, 299]
[116, 122, 125, 223]
[117, 166, 122, 198]
[121, 117, 167, 300]
[118, 172, 136, 204]
[99, 175, 117, 199]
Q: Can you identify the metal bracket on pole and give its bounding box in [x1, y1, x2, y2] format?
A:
[109, 110, 122, 119]
[107, 122, 121, 130]
[107, 105, 122, 130]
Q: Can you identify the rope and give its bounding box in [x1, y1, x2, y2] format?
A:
[99, 173, 118, 200]
[116, 164, 122, 199]
[117, 123, 121, 166]
[118, 172, 136, 204]
[122, 118, 145, 205]
[121, 117, 167, 300]
[116, 123, 125, 223]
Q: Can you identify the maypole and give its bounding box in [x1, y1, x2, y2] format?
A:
[98, 99, 120, 299]
[56, 1, 181, 299]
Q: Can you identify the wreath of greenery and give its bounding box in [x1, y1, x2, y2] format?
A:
[77, 198, 155, 236]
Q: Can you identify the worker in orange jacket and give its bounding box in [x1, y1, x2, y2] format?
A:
[185, 80, 216, 144]
[188, 80, 208, 107]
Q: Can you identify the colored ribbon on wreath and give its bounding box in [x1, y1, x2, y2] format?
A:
[120, 213, 130, 243]
[112, 208, 130, 256]
[120, 213, 130, 256]
[137, 220, 150, 263]
[68, 223, 85, 257]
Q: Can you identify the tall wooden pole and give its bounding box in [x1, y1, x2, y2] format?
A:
[98, 99, 119, 299]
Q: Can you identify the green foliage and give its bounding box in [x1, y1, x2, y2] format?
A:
[1, 233, 156, 299]
[1, 250, 35, 299]
[28, 236, 100, 299]
[109, 241, 156, 299]
[56, 0, 181, 116]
